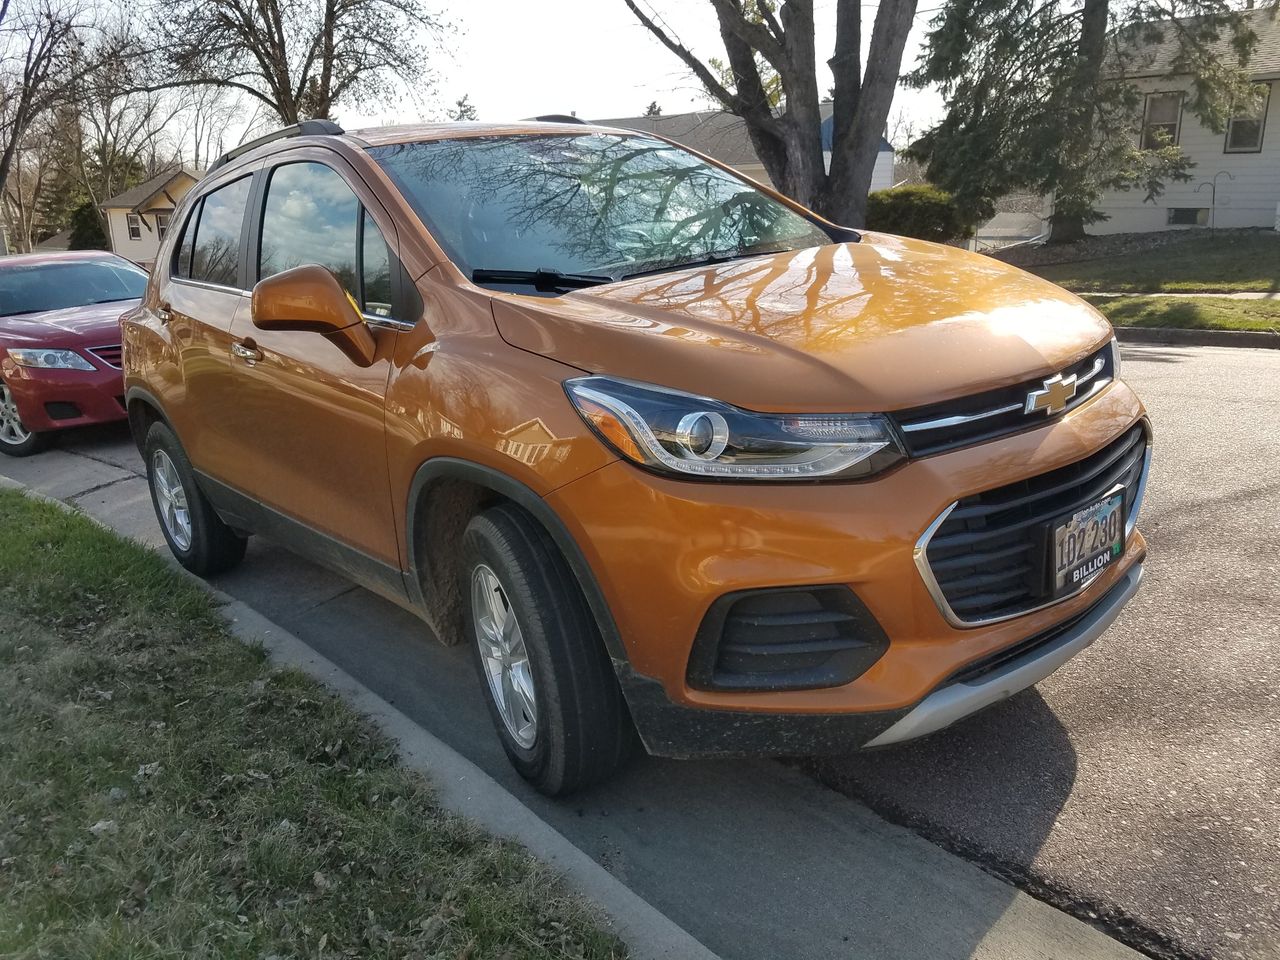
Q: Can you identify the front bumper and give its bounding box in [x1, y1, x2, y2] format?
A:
[1, 357, 126, 433]
[545, 380, 1150, 756]
[619, 561, 1143, 757]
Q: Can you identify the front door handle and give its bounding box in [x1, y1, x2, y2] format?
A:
[231, 341, 263, 364]
[156, 302, 172, 324]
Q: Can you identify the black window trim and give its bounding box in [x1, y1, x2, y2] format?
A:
[1224, 81, 1270, 154]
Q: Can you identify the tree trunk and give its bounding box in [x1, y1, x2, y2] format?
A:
[775, 0, 825, 209]
[823, 0, 917, 224]
[1048, 0, 1109, 243]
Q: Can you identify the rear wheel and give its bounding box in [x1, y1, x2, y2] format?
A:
[0, 379, 45, 457]
[144, 421, 246, 575]
[463, 503, 636, 795]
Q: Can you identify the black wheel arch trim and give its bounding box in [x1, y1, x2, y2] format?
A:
[404, 458, 630, 669]
[123, 386, 176, 454]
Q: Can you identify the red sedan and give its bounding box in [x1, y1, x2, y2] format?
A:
[0, 251, 147, 456]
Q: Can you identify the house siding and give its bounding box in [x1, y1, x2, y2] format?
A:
[1091, 77, 1280, 234]
[106, 208, 169, 266]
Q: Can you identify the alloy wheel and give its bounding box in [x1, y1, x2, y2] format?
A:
[471, 563, 538, 749]
[151, 449, 193, 551]
[0, 382, 32, 446]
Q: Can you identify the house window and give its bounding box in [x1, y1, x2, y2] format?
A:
[126, 213, 142, 241]
[155, 212, 171, 240]
[1142, 92, 1183, 149]
[1167, 207, 1209, 227]
[1225, 83, 1270, 153]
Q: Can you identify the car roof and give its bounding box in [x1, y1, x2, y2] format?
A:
[0, 250, 136, 269]
[347, 120, 641, 148]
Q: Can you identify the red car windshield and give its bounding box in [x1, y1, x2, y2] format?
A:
[0, 260, 148, 318]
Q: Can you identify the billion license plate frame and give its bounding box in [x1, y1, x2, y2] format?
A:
[1047, 489, 1126, 599]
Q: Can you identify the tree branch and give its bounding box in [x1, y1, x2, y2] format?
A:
[621, 0, 742, 111]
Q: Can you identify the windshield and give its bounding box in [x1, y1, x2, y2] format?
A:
[371, 134, 835, 289]
[0, 259, 148, 317]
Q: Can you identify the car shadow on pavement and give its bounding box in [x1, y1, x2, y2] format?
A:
[206, 536, 1084, 960]
[802, 689, 1077, 888]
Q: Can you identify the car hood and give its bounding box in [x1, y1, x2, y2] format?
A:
[0, 300, 138, 348]
[490, 233, 1112, 413]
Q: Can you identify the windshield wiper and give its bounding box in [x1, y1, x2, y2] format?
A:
[472, 268, 615, 292]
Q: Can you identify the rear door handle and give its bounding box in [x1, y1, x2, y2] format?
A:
[156, 302, 172, 324]
[231, 341, 263, 364]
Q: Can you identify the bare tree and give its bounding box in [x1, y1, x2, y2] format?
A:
[622, 0, 918, 225]
[178, 86, 244, 170]
[152, 0, 450, 125]
[0, 0, 85, 200]
[1, 119, 55, 251]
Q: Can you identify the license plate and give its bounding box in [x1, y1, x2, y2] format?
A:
[1050, 490, 1126, 597]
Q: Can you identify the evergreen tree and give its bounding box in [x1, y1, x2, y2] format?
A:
[68, 200, 108, 249]
[910, 1, 1269, 241]
[447, 94, 478, 121]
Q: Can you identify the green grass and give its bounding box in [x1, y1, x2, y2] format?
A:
[1033, 232, 1280, 293]
[1085, 295, 1280, 332]
[0, 490, 624, 960]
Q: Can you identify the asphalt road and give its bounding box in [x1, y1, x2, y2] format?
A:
[3, 344, 1276, 960]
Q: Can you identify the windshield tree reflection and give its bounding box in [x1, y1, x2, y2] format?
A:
[371, 134, 835, 289]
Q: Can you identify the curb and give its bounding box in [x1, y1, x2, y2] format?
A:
[1115, 325, 1280, 349]
[0, 475, 720, 960]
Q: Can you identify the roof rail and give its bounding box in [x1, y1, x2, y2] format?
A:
[208, 119, 345, 172]
[529, 114, 587, 124]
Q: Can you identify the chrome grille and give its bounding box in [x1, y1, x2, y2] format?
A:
[894, 345, 1113, 457]
[88, 344, 123, 369]
[920, 423, 1150, 626]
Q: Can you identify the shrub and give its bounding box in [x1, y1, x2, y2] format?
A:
[864, 185, 972, 244]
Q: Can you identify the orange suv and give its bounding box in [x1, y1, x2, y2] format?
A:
[122, 120, 1150, 795]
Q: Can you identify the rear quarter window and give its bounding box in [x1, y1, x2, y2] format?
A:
[186, 176, 253, 288]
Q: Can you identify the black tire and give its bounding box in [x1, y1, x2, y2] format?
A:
[0, 377, 46, 457]
[143, 421, 246, 576]
[462, 503, 636, 795]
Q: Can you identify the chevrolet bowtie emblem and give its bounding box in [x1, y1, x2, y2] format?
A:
[1025, 373, 1078, 416]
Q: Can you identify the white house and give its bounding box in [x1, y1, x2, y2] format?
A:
[1091, 8, 1280, 233]
[595, 106, 895, 195]
[101, 167, 202, 268]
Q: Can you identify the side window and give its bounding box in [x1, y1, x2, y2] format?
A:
[1141, 92, 1183, 149]
[173, 201, 199, 278]
[259, 162, 360, 296]
[361, 210, 393, 315]
[190, 176, 252, 287]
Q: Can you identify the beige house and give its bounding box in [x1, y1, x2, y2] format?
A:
[1088, 8, 1280, 234]
[101, 167, 202, 268]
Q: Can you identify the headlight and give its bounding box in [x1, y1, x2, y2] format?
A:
[566, 376, 904, 480]
[1109, 337, 1122, 380]
[8, 348, 96, 371]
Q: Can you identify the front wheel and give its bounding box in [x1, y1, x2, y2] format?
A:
[0, 379, 45, 457]
[144, 421, 247, 576]
[463, 504, 636, 796]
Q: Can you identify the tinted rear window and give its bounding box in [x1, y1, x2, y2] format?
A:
[0, 260, 148, 317]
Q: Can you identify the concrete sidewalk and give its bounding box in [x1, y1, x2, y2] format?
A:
[0, 426, 1146, 960]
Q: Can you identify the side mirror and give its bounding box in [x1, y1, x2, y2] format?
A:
[251, 264, 377, 367]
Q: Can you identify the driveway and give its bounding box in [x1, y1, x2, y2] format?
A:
[2, 344, 1275, 960]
